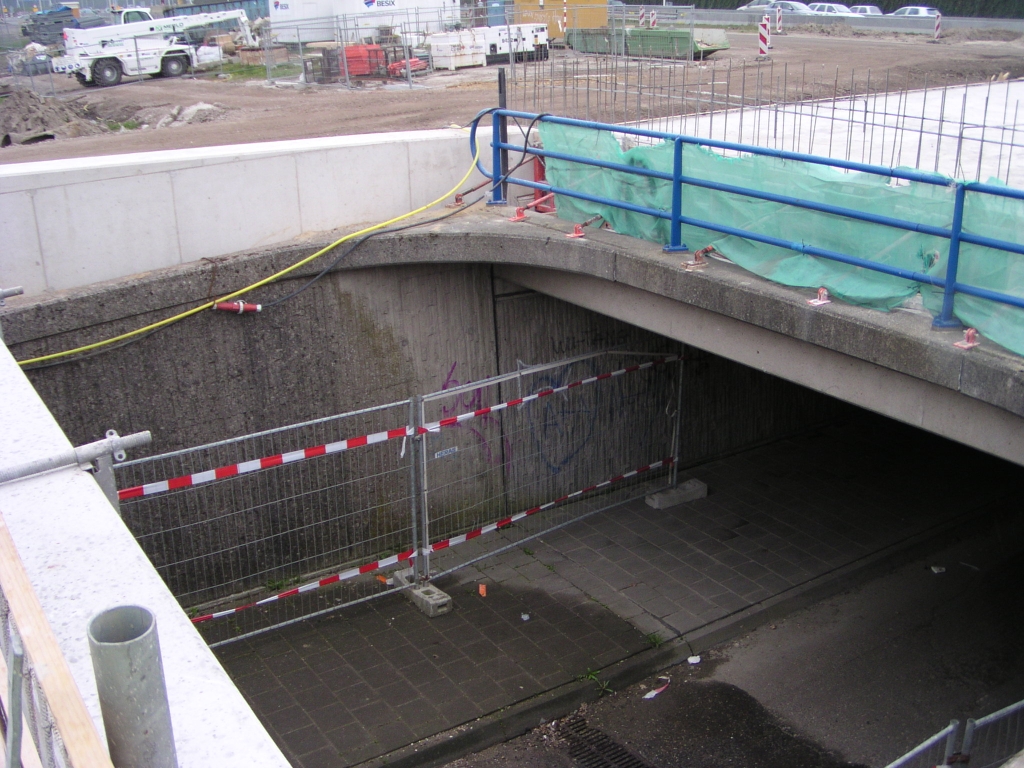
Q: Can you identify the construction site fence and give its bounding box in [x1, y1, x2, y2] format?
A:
[504, 58, 1024, 189]
[471, 108, 1024, 356]
[884, 698, 1024, 768]
[114, 350, 682, 645]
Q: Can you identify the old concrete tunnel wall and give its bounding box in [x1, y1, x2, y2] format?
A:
[2, 242, 846, 604]
[5, 253, 841, 464]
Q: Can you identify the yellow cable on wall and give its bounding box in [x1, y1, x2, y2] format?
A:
[17, 143, 483, 367]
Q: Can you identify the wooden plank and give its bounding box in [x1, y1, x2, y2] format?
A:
[0, 510, 114, 768]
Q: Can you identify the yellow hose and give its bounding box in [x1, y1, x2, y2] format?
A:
[18, 142, 482, 367]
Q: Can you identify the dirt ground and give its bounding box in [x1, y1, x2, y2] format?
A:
[1, 27, 1022, 164]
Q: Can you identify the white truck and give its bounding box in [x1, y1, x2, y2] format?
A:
[52, 9, 256, 87]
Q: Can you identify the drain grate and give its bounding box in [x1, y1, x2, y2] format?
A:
[560, 715, 655, 768]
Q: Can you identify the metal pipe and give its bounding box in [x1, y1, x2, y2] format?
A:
[0, 431, 151, 485]
[88, 606, 177, 768]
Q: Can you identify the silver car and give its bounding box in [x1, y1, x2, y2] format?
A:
[888, 5, 940, 15]
[808, 3, 857, 15]
[764, 0, 819, 15]
[849, 4, 883, 13]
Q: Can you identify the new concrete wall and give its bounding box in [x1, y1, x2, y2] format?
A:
[0, 128, 488, 297]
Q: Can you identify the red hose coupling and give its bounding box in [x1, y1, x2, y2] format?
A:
[214, 301, 262, 314]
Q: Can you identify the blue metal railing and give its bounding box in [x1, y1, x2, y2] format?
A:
[468, 109, 1024, 329]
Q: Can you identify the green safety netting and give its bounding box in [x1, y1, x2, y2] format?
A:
[538, 122, 1024, 357]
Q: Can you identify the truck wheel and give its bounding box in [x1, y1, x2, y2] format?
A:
[93, 59, 122, 87]
[161, 56, 188, 78]
[75, 71, 95, 87]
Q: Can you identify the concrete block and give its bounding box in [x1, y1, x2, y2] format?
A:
[394, 568, 453, 618]
[646, 479, 708, 509]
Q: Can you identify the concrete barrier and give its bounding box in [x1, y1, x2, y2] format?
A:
[0, 128, 488, 297]
[0, 342, 291, 768]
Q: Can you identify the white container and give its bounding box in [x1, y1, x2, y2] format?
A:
[428, 29, 486, 70]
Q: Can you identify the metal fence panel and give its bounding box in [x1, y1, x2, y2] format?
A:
[419, 352, 680, 577]
[883, 721, 960, 768]
[963, 700, 1024, 768]
[115, 400, 415, 645]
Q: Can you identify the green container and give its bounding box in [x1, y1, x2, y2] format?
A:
[566, 26, 730, 59]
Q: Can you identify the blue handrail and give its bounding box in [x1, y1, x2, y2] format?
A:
[468, 109, 1024, 326]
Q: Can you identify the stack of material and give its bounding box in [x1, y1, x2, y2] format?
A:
[341, 44, 386, 77]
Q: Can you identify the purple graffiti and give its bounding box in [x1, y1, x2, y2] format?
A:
[440, 362, 511, 467]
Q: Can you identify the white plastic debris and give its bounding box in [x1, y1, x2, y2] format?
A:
[931, 565, 946, 574]
[687, 655, 701, 665]
[521, 613, 530, 621]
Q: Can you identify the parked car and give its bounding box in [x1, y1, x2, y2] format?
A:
[888, 5, 939, 15]
[808, 3, 856, 15]
[737, 0, 774, 9]
[764, 1, 819, 15]
[849, 4, 884, 13]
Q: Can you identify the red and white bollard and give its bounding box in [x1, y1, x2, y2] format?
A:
[763, 14, 772, 47]
[776, 6, 783, 34]
[933, 12, 941, 40]
[638, 7, 646, 26]
[562, 0, 567, 34]
[650, 10, 657, 28]
[757, 18, 770, 57]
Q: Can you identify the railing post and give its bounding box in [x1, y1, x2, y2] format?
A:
[488, 109, 507, 205]
[418, 396, 431, 579]
[498, 67, 510, 203]
[408, 396, 424, 582]
[663, 137, 688, 252]
[6, 633, 23, 768]
[942, 719, 961, 766]
[933, 182, 966, 329]
[88, 606, 178, 768]
[671, 350, 684, 487]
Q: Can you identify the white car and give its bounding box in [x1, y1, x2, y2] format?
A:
[888, 5, 939, 15]
[737, 0, 774, 10]
[808, 3, 857, 15]
[849, 4, 883, 13]
[764, 1, 819, 15]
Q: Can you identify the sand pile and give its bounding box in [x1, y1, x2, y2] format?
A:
[0, 88, 106, 146]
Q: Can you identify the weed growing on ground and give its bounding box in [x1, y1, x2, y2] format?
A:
[646, 631, 665, 648]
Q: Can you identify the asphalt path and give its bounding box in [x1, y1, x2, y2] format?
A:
[447, 507, 1024, 768]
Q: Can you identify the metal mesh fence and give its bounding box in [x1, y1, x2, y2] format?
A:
[114, 351, 681, 645]
[506, 53, 1024, 186]
[962, 700, 1024, 768]
[419, 351, 680, 577]
[115, 400, 416, 645]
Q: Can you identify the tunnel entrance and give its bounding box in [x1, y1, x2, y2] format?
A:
[8, 259, 1024, 767]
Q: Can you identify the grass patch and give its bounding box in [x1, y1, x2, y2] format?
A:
[214, 61, 302, 81]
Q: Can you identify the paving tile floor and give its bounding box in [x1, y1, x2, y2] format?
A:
[217, 416, 1024, 768]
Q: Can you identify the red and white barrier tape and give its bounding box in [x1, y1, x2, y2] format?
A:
[119, 356, 678, 502]
[191, 457, 673, 624]
[426, 457, 673, 553]
[191, 547, 418, 624]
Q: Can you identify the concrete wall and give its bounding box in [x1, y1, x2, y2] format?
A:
[2, 252, 841, 617]
[0, 343, 291, 768]
[0, 128, 488, 297]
